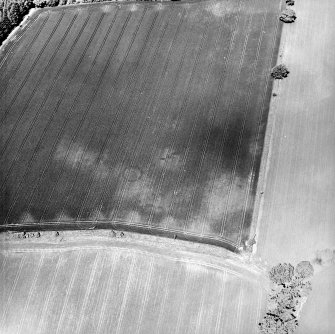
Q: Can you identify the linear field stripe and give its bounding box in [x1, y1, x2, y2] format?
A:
[74, 251, 100, 334]
[24, 11, 127, 224]
[95, 251, 118, 334]
[237, 5, 282, 245]
[41, 131, 96, 221]
[83, 10, 163, 220]
[25, 12, 109, 223]
[194, 276, 207, 334]
[0, 13, 48, 96]
[46, 8, 140, 222]
[114, 253, 136, 334]
[235, 281, 244, 334]
[134, 258, 154, 334]
[79, 9, 165, 219]
[0, 13, 79, 161]
[36, 253, 63, 334]
[214, 270, 227, 334]
[0, 255, 25, 330]
[76, 8, 159, 220]
[1, 13, 108, 223]
[0, 11, 65, 124]
[94, 8, 185, 221]
[155, 263, 172, 334]
[221, 3, 269, 240]
[174, 269, 191, 334]
[16, 254, 45, 334]
[180, 4, 236, 228]
[0, 13, 91, 193]
[55, 251, 82, 334]
[159, 14, 214, 227]
[204, 0, 258, 236]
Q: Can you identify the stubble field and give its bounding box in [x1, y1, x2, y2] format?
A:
[0, 0, 283, 250]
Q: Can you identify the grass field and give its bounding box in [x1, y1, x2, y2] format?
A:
[0, 233, 266, 334]
[254, 0, 335, 332]
[0, 0, 283, 249]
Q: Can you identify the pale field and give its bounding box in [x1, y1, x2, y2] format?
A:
[254, 0, 335, 333]
[0, 231, 267, 334]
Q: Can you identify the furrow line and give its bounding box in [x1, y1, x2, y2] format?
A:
[75, 251, 100, 334]
[76, 8, 159, 220]
[36, 253, 63, 334]
[55, 250, 82, 334]
[114, 253, 136, 334]
[134, 257, 154, 334]
[2, 13, 108, 223]
[237, 7, 282, 244]
[0, 13, 46, 94]
[95, 251, 118, 334]
[17, 253, 45, 334]
[0, 13, 79, 162]
[0, 13, 91, 193]
[94, 8, 184, 221]
[0, 255, 25, 330]
[0, 11, 65, 124]
[220, 5, 268, 240]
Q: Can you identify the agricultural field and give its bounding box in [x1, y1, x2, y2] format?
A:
[0, 232, 267, 334]
[254, 0, 335, 332]
[0, 0, 283, 250]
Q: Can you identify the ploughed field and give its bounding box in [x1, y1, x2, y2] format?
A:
[0, 238, 265, 334]
[0, 0, 282, 249]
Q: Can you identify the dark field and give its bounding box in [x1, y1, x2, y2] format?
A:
[0, 0, 282, 249]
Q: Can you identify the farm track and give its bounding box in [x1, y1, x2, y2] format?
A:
[0, 0, 283, 250]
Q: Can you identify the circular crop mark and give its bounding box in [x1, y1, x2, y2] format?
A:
[122, 167, 142, 182]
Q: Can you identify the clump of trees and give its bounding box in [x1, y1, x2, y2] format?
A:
[0, 0, 34, 45]
[271, 64, 290, 79]
[286, 0, 295, 6]
[259, 261, 314, 334]
[280, 8, 297, 23]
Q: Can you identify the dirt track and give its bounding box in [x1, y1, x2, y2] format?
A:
[255, 0, 335, 332]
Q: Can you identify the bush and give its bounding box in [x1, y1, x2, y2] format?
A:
[280, 8, 297, 23]
[269, 263, 294, 285]
[295, 261, 314, 279]
[271, 64, 289, 79]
